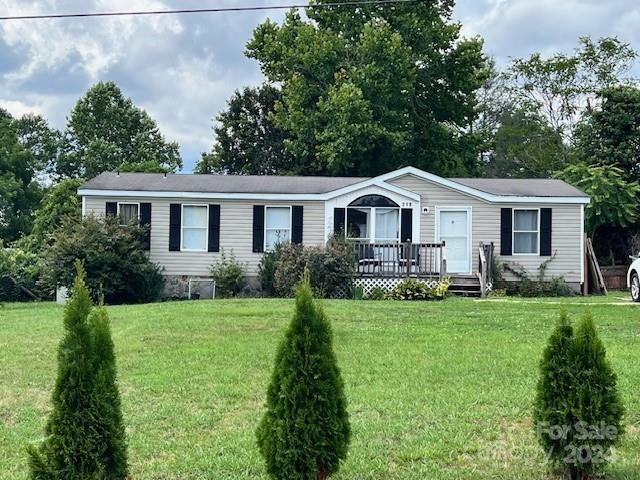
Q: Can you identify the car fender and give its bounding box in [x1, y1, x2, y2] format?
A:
[628, 258, 640, 288]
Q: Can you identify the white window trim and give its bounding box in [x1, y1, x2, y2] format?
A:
[181, 204, 209, 252]
[117, 202, 140, 226]
[512, 208, 540, 256]
[264, 205, 292, 251]
[345, 206, 401, 244]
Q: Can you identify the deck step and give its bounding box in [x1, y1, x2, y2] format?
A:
[449, 275, 482, 296]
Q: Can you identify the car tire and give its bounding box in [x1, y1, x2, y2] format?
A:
[631, 272, 640, 303]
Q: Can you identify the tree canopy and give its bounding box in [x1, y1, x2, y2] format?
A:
[24, 177, 84, 250]
[506, 36, 637, 140]
[242, 0, 487, 176]
[574, 85, 640, 182]
[196, 85, 294, 174]
[55, 81, 182, 179]
[556, 162, 640, 237]
[0, 109, 44, 243]
[483, 107, 567, 178]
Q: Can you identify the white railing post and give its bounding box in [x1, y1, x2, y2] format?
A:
[440, 241, 447, 278]
[478, 242, 487, 298]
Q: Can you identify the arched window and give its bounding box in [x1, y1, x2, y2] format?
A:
[346, 195, 400, 243]
[348, 195, 399, 208]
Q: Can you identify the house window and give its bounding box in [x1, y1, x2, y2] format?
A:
[117, 203, 139, 226]
[345, 195, 400, 243]
[346, 208, 371, 241]
[265, 206, 291, 250]
[346, 207, 399, 243]
[375, 208, 399, 242]
[181, 205, 208, 251]
[513, 209, 539, 254]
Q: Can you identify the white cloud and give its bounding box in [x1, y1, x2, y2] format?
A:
[0, 98, 43, 117]
[456, 0, 640, 68]
[0, 0, 638, 171]
[0, 0, 182, 81]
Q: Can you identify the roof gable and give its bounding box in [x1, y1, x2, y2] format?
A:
[375, 167, 590, 204]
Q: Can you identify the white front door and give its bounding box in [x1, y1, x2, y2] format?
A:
[437, 209, 471, 274]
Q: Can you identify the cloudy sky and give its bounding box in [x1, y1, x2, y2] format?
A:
[1, 0, 639, 172]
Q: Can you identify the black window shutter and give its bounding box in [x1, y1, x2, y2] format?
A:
[140, 203, 152, 251]
[500, 208, 512, 256]
[253, 205, 265, 253]
[540, 208, 552, 256]
[333, 208, 346, 236]
[401, 208, 413, 242]
[292, 206, 303, 244]
[169, 204, 181, 251]
[106, 202, 117, 216]
[208, 204, 221, 252]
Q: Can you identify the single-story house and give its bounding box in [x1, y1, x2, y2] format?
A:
[78, 166, 590, 296]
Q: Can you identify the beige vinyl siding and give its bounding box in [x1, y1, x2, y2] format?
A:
[84, 196, 325, 276]
[388, 174, 583, 283]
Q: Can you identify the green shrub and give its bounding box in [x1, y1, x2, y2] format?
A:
[256, 272, 350, 479]
[568, 313, 624, 478]
[258, 244, 283, 296]
[517, 277, 574, 297]
[545, 276, 574, 297]
[488, 288, 507, 297]
[367, 287, 385, 300]
[28, 262, 128, 479]
[41, 215, 164, 304]
[534, 310, 577, 471]
[352, 285, 364, 300]
[210, 249, 247, 298]
[504, 261, 574, 297]
[385, 277, 450, 300]
[273, 237, 356, 298]
[518, 277, 542, 297]
[433, 277, 451, 298]
[534, 310, 624, 479]
[0, 245, 48, 301]
[89, 303, 129, 478]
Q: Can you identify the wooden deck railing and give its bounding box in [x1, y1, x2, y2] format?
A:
[477, 241, 494, 297]
[352, 241, 447, 278]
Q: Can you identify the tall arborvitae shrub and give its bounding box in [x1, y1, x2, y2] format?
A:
[257, 272, 350, 480]
[28, 261, 128, 479]
[534, 309, 576, 466]
[568, 312, 624, 480]
[534, 310, 625, 480]
[89, 303, 128, 479]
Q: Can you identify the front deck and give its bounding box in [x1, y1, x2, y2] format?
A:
[351, 241, 494, 296]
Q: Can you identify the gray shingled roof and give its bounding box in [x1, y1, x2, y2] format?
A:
[450, 178, 589, 198]
[80, 172, 368, 194]
[79, 171, 588, 198]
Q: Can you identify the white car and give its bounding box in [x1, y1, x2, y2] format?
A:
[628, 256, 640, 302]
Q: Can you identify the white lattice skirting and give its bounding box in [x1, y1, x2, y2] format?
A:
[347, 277, 442, 297]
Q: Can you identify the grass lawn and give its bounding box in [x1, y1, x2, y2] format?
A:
[1, 295, 639, 479]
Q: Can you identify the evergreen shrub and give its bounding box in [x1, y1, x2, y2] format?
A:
[257, 272, 350, 479]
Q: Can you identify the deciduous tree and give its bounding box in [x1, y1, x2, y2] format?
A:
[55, 81, 182, 179]
[507, 36, 637, 140]
[244, 1, 487, 176]
[556, 162, 640, 237]
[197, 85, 294, 174]
[484, 107, 567, 178]
[574, 85, 640, 182]
[22, 178, 83, 250]
[0, 109, 44, 243]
